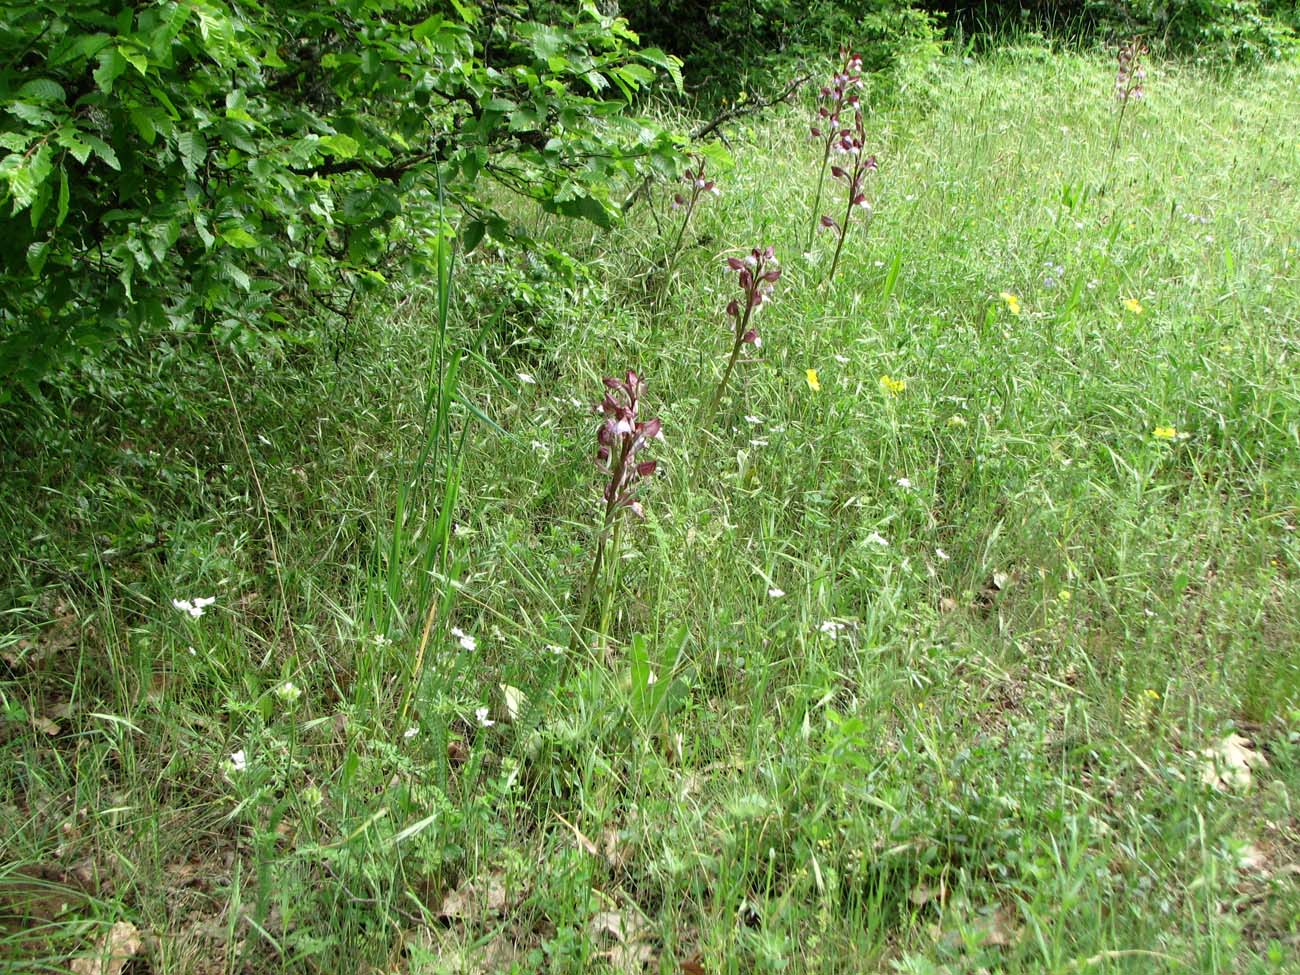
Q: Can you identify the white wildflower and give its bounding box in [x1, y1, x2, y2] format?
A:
[275, 681, 302, 705]
[172, 596, 216, 618]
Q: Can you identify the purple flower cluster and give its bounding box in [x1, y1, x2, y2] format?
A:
[704, 246, 781, 416]
[596, 371, 663, 521]
[819, 105, 878, 282]
[672, 157, 720, 210]
[1115, 37, 1147, 102]
[724, 246, 782, 350]
[810, 49, 864, 143]
[820, 114, 877, 235]
[806, 49, 866, 249]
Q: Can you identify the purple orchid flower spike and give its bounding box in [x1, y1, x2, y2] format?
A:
[808, 48, 865, 249]
[665, 154, 721, 273]
[594, 371, 662, 520]
[705, 246, 781, 419]
[572, 372, 665, 649]
[1109, 36, 1148, 160]
[821, 108, 878, 284]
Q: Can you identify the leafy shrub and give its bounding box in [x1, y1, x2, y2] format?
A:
[1091, 0, 1298, 62]
[0, 0, 685, 396]
[622, 0, 942, 93]
[929, 0, 1296, 62]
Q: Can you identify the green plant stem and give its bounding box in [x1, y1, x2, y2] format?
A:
[1103, 96, 1131, 191]
[570, 436, 633, 650]
[666, 200, 695, 275]
[704, 294, 757, 421]
[826, 190, 858, 284]
[706, 335, 746, 420]
[569, 529, 607, 652]
[808, 141, 833, 250]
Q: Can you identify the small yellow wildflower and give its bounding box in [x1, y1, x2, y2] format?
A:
[1143, 688, 1160, 702]
[947, 414, 967, 428]
[999, 292, 1022, 316]
[1058, 589, 1072, 603]
[879, 374, 906, 396]
[1123, 297, 1144, 315]
[805, 368, 821, 392]
[1153, 425, 1177, 440]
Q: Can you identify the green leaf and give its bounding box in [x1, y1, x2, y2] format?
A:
[130, 108, 157, 144]
[56, 168, 69, 227]
[83, 134, 120, 170]
[18, 79, 66, 103]
[26, 241, 50, 275]
[447, 0, 479, 23]
[219, 226, 260, 248]
[412, 15, 445, 41]
[177, 131, 207, 177]
[93, 47, 127, 93]
[56, 127, 93, 164]
[222, 261, 251, 291]
[460, 219, 486, 254]
[119, 43, 150, 77]
[320, 134, 359, 159]
[7, 102, 54, 126]
[637, 47, 683, 93]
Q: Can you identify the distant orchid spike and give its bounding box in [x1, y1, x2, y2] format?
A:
[823, 108, 878, 284]
[664, 153, 721, 274]
[706, 245, 781, 418]
[807, 48, 865, 249]
[1108, 37, 1149, 173]
[573, 372, 664, 648]
[1115, 37, 1149, 104]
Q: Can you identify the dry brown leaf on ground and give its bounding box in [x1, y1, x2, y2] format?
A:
[1200, 733, 1267, 792]
[935, 904, 1020, 951]
[438, 870, 508, 919]
[492, 683, 526, 724]
[32, 714, 62, 735]
[588, 910, 656, 974]
[602, 827, 632, 870]
[70, 921, 143, 975]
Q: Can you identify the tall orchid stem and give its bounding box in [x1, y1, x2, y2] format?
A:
[827, 188, 861, 284]
[808, 141, 833, 250]
[705, 335, 746, 421]
[666, 203, 695, 274]
[570, 438, 630, 651]
[1103, 96, 1131, 193]
[704, 303, 755, 421]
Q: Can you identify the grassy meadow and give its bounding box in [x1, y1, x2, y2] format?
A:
[2, 42, 1299, 974]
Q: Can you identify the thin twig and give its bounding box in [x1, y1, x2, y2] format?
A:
[691, 73, 812, 141]
[623, 74, 811, 213]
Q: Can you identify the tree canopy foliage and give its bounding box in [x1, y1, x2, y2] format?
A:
[0, 0, 685, 394]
